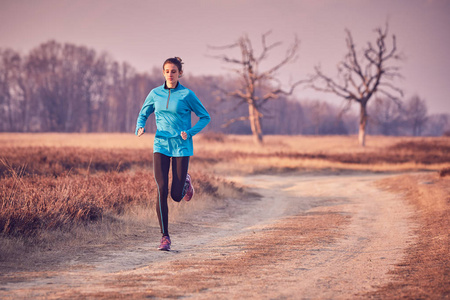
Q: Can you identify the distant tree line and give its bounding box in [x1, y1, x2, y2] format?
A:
[367, 95, 449, 137]
[0, 40, 448, 136]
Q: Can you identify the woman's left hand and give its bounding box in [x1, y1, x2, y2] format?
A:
[181, 131, 188, 140]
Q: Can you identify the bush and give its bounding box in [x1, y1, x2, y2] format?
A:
[199, 132, 226, 143]
[439, 167, 450, 178]
[0, 147, 234, 237]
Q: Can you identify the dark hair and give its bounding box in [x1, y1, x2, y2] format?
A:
[163, 57, 183, 72]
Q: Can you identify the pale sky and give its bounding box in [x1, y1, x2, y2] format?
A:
[1, 0, 449, 114]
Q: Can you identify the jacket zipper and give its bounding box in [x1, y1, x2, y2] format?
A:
[166, 89, 171, 109]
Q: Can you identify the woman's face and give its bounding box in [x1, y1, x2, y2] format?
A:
[163, 63, 182, 87]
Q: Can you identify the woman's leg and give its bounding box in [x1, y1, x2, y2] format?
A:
[170, 156, 190, 202]
[153, 152, 171, 236]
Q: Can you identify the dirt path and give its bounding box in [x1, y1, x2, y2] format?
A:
[0, 173, 417, 299]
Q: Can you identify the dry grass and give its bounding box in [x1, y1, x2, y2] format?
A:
[0, 133, 449, 298]
[195, 134, 450, 175]
[0, 136, 236, 240]
[367, 173, 450, 299]
[0, 133, 153, 149]
[1, 169, 155, 235]
[0, 133, 448, 249]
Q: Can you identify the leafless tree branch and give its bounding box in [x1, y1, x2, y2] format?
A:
[221, 116, 249, 128]
[311, 22, 403, 146]
[209, 32, 304, 144]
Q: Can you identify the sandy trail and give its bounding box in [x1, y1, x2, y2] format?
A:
[0, 173, 416, 299]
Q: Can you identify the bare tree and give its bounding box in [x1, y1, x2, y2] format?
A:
[106, 61, 137, 132]
[424, 113, 448, 136]
[26, 41, 110, 132]
[311, 24, 403, 146]
[209, 31, 305, 144]
[0, 49, 29, 131]
[404, 95, 428, 136]
[0, 49, 16, 131]
[369, 97, 403, 135]
[310, 100, 330, 135]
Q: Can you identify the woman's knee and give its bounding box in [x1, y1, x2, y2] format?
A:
[170, 181, 184, 202]
[171, 190, 183, 202]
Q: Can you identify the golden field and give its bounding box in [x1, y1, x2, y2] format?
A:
[1, 132, 448, 237]
[0, 133, 449, 299]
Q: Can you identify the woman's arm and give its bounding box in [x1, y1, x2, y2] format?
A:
[135, 91, 155, 136]
[186, 91, 211, 138]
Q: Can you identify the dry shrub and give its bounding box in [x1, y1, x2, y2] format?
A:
[439, 167, 450, 177]
[199, 132, 227, 143]
[385, 139, 450, 163]
[0, 170, 231, 237]
[0, 147, 153, 177]
[0, 171, 156, 236]
[388, 139, 449, 152]
[312, 139, 450, 164]
[189, 171, 219, 197]
[0, 146, 243, 237]
[204, 138, 450, 166]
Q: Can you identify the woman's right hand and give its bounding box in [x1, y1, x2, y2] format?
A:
[137, 128, 145, 137]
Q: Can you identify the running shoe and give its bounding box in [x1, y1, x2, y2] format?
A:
[158, 235, 171, 251]
[182, 173, 194, 202]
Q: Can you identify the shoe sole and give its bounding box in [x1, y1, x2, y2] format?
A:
[183, 174, 194, 201]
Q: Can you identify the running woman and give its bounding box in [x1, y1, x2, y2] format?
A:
[135, 57, 210, 251]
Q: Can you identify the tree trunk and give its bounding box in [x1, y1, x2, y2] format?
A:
[86, 95, 93, 132]
[358, 102, 368, 147]
[5, 94, 14, 131]
[413, 121, 420, 136]
[249, 102, 263, 145]
[20, 81, 30, 132]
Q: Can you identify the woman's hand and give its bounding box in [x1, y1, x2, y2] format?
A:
[181, 131, 188, 140]
[137, 128, 145, 137]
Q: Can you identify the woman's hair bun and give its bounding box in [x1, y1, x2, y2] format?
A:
[163, 57, 184, 72]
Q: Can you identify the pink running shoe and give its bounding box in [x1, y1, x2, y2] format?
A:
[158, 235, 171, 251]
[182, 173, 194, 202]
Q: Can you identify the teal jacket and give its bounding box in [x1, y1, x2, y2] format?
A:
[135, 82, 211, 157]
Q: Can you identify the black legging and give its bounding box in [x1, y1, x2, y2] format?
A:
[153, 152, 190, 237]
